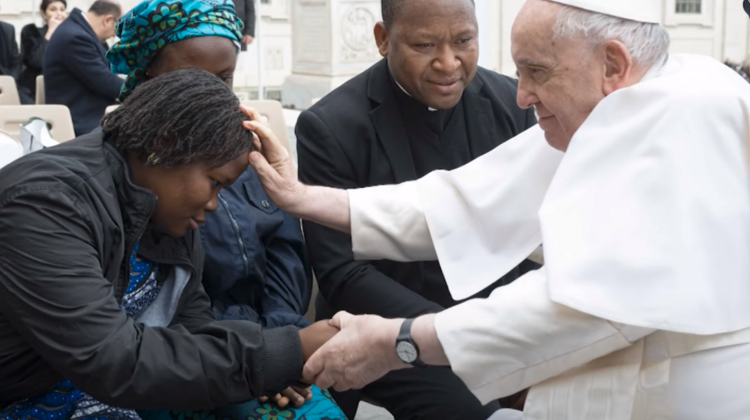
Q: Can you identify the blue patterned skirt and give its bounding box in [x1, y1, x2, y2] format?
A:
[0, 382, 346, 420]
[137, 386, 347, 420]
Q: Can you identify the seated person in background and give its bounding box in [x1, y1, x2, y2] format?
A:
[44, 0, 123, 135]
[20, 0, 67, 101]
[0, 67, 339, 420]
[107, 1, 344, 418]
[0, 18, 33, 103]
[295, 0, 538, 417]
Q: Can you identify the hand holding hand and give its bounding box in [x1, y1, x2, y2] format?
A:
[302, 312, 407, 392]
[298, 320, 340, 362]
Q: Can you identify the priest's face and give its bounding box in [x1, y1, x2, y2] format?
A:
[511, 0, 606, 151]
[375, 0, 479, 110]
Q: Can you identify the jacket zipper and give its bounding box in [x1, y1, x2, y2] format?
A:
[218, 193, 250, 278]
[118, 222, 149, 302]
[168, 194, 250, 325]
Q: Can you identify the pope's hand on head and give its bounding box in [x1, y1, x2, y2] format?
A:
[241, 106, 307, 214]
[302, 312, 407, 392]
[239, 105, 266, 151]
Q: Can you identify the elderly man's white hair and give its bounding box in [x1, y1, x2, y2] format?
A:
[552, 6, 670, 68]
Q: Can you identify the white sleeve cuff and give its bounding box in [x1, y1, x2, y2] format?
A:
[349, 182, 437, 262]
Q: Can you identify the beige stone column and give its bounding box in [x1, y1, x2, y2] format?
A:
[282, 0, 382, 110]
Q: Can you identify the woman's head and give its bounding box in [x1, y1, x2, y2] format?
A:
[102, 67, 253, 238]
[147, 36, 237, 85]
[107, 0, 243, 101]
[40, 0, 66, 23]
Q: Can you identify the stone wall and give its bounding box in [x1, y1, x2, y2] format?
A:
[2, 0, 749, 108]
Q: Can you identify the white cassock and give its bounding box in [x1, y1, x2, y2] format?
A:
[347, 53, 750, 420]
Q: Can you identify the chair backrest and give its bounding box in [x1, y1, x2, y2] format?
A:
[35, 76, 45, 104]
[0, 105, 76, 143]
[0, 76, 20, 105]
[240, 100, 291, 155]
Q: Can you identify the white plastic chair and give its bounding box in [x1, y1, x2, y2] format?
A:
[240, 100, 291, 155]
[0, 76, 21, 105]
[35, 76, 45, 105]
[0, 105, 76, 143]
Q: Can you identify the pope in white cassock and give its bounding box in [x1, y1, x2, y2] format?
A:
[242, 0, 750, 418]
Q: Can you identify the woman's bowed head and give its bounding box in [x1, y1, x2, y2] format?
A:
[102, 67, 253, 238]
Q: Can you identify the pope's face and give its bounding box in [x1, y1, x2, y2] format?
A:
[511, 0, 606, 152]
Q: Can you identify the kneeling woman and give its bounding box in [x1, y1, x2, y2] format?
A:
[0, 68, 338, 419]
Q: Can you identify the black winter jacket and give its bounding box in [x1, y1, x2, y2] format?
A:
[0, 132, 303, 409]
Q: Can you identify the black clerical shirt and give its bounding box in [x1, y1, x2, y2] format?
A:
[389, 72, 474, 308]
[389, 72, 474, 176]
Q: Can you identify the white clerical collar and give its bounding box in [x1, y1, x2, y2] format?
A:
[394, 79, 438, 112]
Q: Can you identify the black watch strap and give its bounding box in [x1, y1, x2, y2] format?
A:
[397, 318, 428, 367]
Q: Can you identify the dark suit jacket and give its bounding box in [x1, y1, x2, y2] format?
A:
[745, 0, 750, 18]
[0, 21, 32, 104]
[234, 0, 256, 37]
[297, 59, 538, 320]
[43, 9, 123, 136]
[0, 21, 21, 79]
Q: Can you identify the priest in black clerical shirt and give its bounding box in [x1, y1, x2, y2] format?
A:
[295, 0, 537, 418]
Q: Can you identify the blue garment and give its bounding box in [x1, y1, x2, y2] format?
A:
[43, 8, 124, 135]
[108, 0, 243, 101]
[200, 167, 312, 329]
[0, 244, 158, 420]
[138, 386, 346, 420]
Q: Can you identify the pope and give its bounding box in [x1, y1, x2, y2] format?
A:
[244, 0, 750, 418]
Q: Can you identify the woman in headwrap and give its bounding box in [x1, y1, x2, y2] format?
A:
[107, 1, 347, 419]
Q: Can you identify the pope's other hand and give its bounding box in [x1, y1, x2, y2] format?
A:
[302, 312, 408, 391]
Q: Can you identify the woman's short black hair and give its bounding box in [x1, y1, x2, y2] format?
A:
[41, 0, 67, 12]
[102, 67, 253, 169]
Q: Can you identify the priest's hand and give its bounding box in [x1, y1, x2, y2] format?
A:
[302, 312, 409, 391]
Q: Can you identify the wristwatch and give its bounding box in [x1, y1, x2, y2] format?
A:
[395, 318, 427, 367]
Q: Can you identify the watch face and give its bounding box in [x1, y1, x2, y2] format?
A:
[396, 341, 418, 363]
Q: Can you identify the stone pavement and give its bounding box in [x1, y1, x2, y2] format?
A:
[355, 402, 393, 420]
